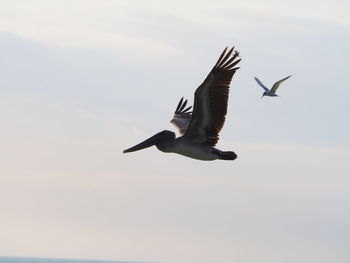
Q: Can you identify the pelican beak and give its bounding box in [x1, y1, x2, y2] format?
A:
[261, 94, 264, 99]
[123, 133, 162, 153]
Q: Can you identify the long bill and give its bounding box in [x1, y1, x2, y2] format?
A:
[123, 133, 162, 153]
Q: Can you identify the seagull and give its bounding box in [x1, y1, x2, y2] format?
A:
[123, 47, 241, 161]
[254, 75, 291, 98]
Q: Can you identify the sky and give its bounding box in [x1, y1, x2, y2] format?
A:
[0, 0, 349, 263]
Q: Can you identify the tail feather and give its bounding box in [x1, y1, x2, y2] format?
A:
[217, 150, 237, 160]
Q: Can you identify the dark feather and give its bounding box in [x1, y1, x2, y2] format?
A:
[184, 47, 241, 146]
[175, 97, 193, 115]
[179, 99, 187, 112]
[183, 106, 192, 113]
[175, 97, 184, 113]
[217, 47, 234, 68]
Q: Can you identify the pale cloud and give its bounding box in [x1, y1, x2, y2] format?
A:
[1, 130, 349, 262]
[1, 0, 349, 57]
[0, 0, 182, 59]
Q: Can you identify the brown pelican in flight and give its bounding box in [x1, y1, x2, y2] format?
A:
[123, 47, 241, 161]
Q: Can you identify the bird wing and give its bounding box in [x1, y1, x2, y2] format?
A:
[270, 75, 292, 93]
[254, 77, 269, 91]
[183, 47, 241, 146]
[170, 97, 192, 136]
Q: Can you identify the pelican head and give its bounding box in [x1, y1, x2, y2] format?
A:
[261, 91, 267, 99]
[123, 130, 175, 153]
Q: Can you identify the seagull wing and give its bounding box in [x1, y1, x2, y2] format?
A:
[170, 97, 192, 136]
[254, 77, 269, 92]
[183, 47, 241, 146]
[270, 75, 292, 93]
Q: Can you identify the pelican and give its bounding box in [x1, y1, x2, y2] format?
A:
[254, 75, 291, 98]
[123, 47, 241, 161]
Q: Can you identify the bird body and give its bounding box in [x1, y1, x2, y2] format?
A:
[159, 137, 219, 160]
[123, 47, 241, 161]
[254, 75, 291, 98]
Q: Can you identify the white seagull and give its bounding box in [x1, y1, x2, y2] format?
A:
[254, 75, 291, 98]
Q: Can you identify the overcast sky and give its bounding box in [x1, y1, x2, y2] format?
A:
[0, 1, 349, 263]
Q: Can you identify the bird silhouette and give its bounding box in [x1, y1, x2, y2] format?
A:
[254, 75, 291, 98]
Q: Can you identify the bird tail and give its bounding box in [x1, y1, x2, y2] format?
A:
[217, 151, 237, 160]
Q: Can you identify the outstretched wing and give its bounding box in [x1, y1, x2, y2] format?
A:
[270, 75, 292, 93]
[183, 47, 241, 146]
[170, 97, 192, 136]
[254, 77, 269, 91]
